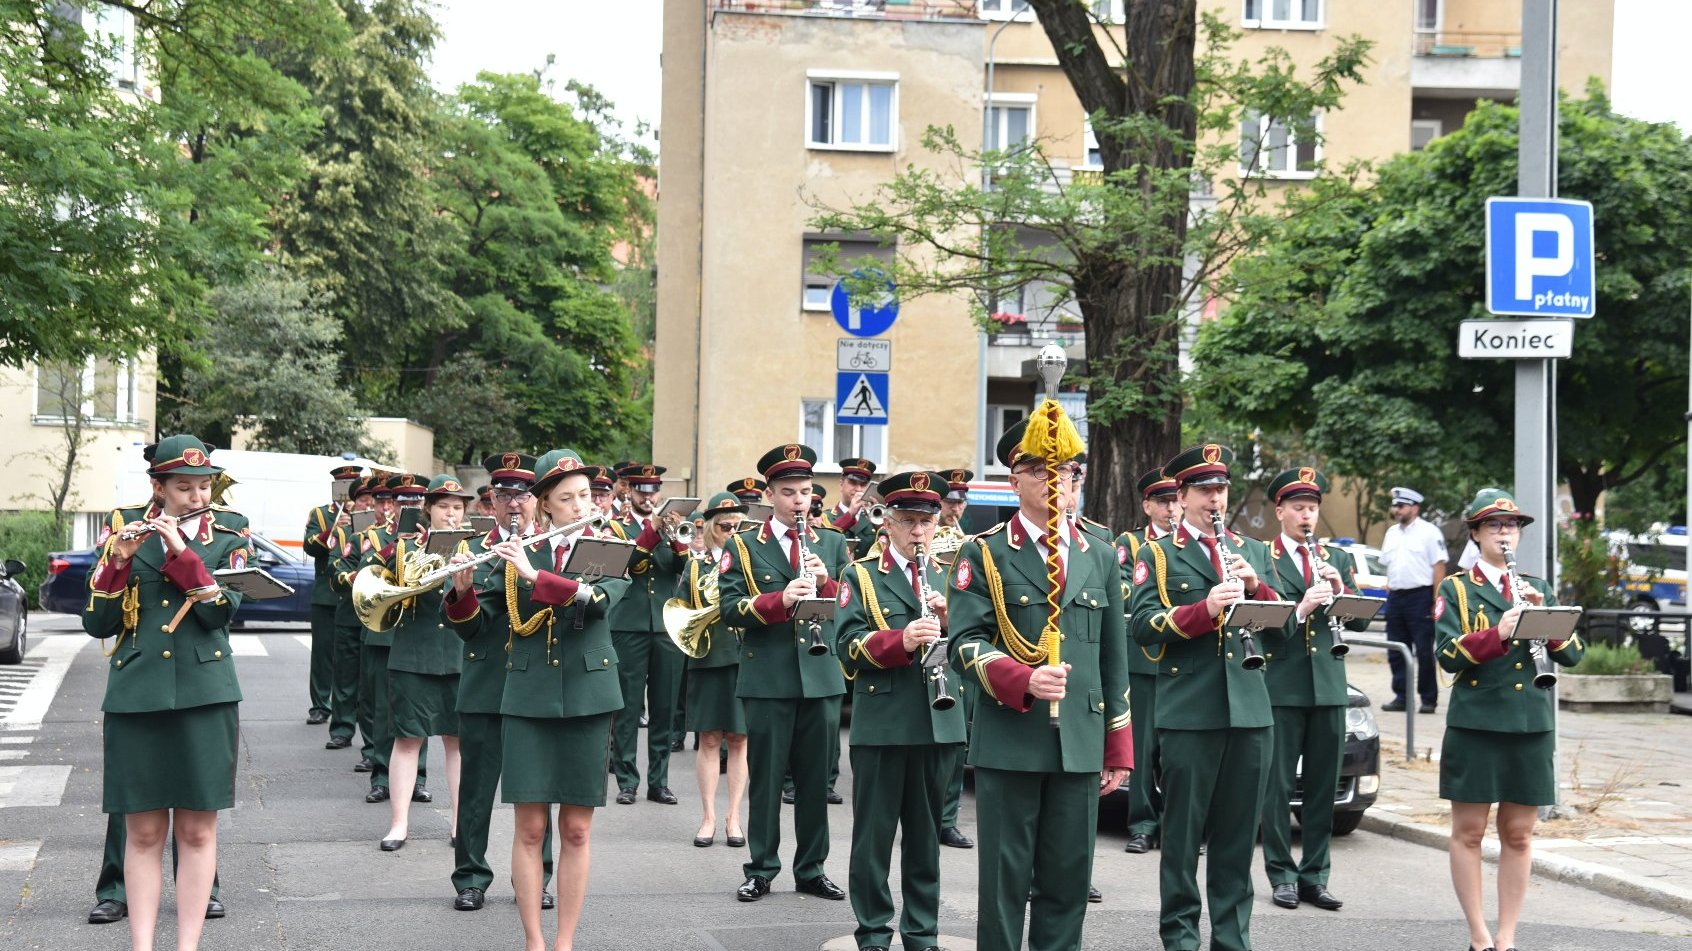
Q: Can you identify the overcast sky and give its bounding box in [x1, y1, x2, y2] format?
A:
[424, 0, 1692, 153]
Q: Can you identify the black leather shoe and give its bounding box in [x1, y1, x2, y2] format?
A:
[671, 736, 685, 752]
[307, 710, 329, 725]
[1124, 833, 1154, 853]
[325, 735, 351, 749]
[453, 887, 484, 911]
[1298, 884, 1343, 910]
[205, 897, 225, 919]
[781, 788, 795, 805]
[353, 756, 374, 772]
[796, 874, 845, 900]
[940, 826, 974, 849]
[380, 838, 405, 851]
[1381, 698, 1407, 712]
[736, 875, 771, 902]
[1271, 883, 1299, 909]
[541, 891, 554, 909]
[87, 899, 127, 924]
[365, 785, 390, 803]
[1088, 885, 1103, 903]
[616, 787, 637, 805]
[1419, 701, 1437, 714]
[411, 786, 432, 803]
[647, 786, 678, 805]
[827, 787, 843, 805]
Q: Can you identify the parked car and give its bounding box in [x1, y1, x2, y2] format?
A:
[1104, 683, 1381, 834]
[39, 533, 314, 625]
[0, 558, 27, 664]
[1330, 540, 1389, 599]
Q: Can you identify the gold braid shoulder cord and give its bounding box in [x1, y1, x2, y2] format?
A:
[977, 542, 1047, 664]
[505, 558, 554, 638]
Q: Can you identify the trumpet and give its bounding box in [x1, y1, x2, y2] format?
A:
[865, 503, 888, 527]
[796, 514, 831, 656]
[1304, 528, 1350, 657]
[913, 543, 956, 711]
[117, 506, 216, 541]
[1500, 543, 1557, 690]
[662, 518, 694, 546]
[352, 512, 608, 632]
[1211, 512, 1266, 670]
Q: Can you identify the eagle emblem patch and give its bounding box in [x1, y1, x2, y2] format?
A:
[954, 559, 972, 590]
[1116, 544, 1128, 565]
[1133, 560, 1150, 586]
[838, 584, 852, 608]
[719, 550, 733, 573]
[1433, 595, 1445, 620]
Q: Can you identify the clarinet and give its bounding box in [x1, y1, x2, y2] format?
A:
[1500, 543, 1557, 689]
[795, 514, 831, 656]
[1211, 512, 1266, 670]
[912, 543, 956, 711]
[1304, 529, 1351, 657]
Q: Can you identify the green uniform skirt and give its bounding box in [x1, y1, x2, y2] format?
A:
[685, 666, 746, 735]
[1440, 726, 1556, 805]
[103, 702, 239, 814]
[389, 670, 460, 738]
[500, 713, 613, 806]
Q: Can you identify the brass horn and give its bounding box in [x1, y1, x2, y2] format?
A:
[663, 563, 720, 659]
[351, 546, 448, 633]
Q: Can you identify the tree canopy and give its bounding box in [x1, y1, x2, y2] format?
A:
[1191, 86, 1692, 519]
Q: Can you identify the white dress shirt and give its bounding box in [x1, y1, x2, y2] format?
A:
[1380, 517, 1448, 589]
[1016, 513, 1072, 570]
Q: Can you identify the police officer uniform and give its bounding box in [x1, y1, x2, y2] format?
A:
[1117, 468, 1177, 855]
[1128, 443, 1284, 951]
[719, 444, 850, 903]
[947, 416, 1132, 951]
[1258, 467, 1368, 911]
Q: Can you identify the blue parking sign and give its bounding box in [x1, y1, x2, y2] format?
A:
[1485, 197, 1595, 318]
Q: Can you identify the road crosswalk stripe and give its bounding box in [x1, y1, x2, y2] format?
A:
[229, 635, 269, 656]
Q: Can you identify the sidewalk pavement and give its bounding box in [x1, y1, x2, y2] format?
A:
[1347, 649, 1692, 918]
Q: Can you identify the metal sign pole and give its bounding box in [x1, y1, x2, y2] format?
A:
[1517, 0, 1561, 817]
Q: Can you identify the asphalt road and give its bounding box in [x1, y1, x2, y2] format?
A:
[4, 619, 1691, 950]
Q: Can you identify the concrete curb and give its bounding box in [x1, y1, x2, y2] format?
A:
[1361, 811, 1692, 921]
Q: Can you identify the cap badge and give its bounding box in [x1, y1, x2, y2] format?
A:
[1202, 444, 1222, 465]
[502, 452, 520, 471]
[911, 472, 931, 492]
[1298, 466, 1317, 485]
[443, 480, 462, 492]
[183, 447, 207, 467]
[1496, 498, 1517, 512]
[784, 445, 802, 462]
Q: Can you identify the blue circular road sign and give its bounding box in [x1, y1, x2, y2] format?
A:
[831, 269, 900, 338]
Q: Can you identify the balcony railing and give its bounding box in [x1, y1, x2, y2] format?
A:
[986, 312, 1085, 348]
[1413, 30, 1522, 59]
[712, 0, 981, 21]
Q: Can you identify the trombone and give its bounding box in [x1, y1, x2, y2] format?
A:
[353, 512, 608, 632]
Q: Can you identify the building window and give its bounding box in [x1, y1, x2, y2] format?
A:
[803, 233, 894, 314]
[35, 357, 139, 423]
[1239, 111, 1319, 179]
[1081, 118, 1103, 170]
[1242, 0, 1323, 30]
[1415, 0, 1442, 32]
[807, 72, 897, 152]
[980, 0, 1032, 20]
[1410, 118, 1442, 151]
[1090, 1, 1124, 22]
[89, 5, 140, 88]
[984, 404, 1027, 473]
[985, 94, 1036, 153]
[801, 399, 885, 470]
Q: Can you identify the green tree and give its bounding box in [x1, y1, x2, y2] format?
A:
[809, 2, 1368, 530]
[168, 271, 382, 457]
[1191, 88, 1692, 519]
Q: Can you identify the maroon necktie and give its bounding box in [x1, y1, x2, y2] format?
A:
[554, 540, 570, 573]
[1199, 536, 1224, 578]
[1299, 543, 1313, 585]
[787, 527, 800, 572]
[909, 562, 923, 601]
[1500, 571, 1513, 604]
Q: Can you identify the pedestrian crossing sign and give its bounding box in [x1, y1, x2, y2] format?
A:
[836, 371, 889, 425]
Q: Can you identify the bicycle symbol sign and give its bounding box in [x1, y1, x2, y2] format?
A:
[837, 338, 891, 373]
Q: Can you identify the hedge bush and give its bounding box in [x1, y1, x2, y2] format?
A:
[0, 512, 72, 610]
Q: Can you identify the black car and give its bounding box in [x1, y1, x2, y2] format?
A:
[0, 558, 27, 664]
[1106, 683, 1381, 834]
[40, 533, 315, 625]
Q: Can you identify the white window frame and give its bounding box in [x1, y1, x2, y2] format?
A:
[1080, 118, 1103, 170]
[1241, 0, 1325, 31]
[1415, 0, 1443, 33]
[802, 282, 833, 312]
[980, 0, 1034, 22]
[1410, 118, 1442, 152]
[983, 404, 1028, 475]
[984, 92, 1037, 154]
[800, 398, 886, 470]
[88, 5, 141, 89]
[1090, 1, 1125, 23]
[32, 356, 139, 425]
[1239, 112, 1321, 180]
[805, 70, 899, 154]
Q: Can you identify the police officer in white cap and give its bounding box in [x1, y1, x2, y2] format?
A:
[1379, 487, 1448, 713]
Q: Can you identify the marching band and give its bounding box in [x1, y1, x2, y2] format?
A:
[76, 424, 1584, 951]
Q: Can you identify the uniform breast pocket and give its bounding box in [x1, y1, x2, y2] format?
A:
[858, 670, 894, 698]
[111, 646, 141, 671]
[1087, 686, 1104, 716]
[1001, 584, 1042, 623]
[583, 645, 617, 673]
[1073, 588, 1106, 642]
[194, 643, 229, 664]
[507, 651, 530, 673]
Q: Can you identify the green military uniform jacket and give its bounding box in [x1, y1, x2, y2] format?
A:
[835, 548, 966, 746]
[717, 519, 848, 700]
[824, 504, 879, 558]
[608, 515, 685, 633]
[445, 531, 631, 719]
[83, 504, 249, 713]
[304, 503, 344, 607]
[1128, 524, 1284, 730]
[454, 525, 520, 714]
[677, 550, 741, 671]
[946, 515, 1132, 773]
[1435, 566, 1584, 732]
[1115, 527, 1168, 677]
[326, 524, 361, 626]
[1262, 537, 1370, 707]
[361, 531, 466, 676]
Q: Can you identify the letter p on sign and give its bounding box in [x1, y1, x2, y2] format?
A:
[1513, 213, 1573, 300]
